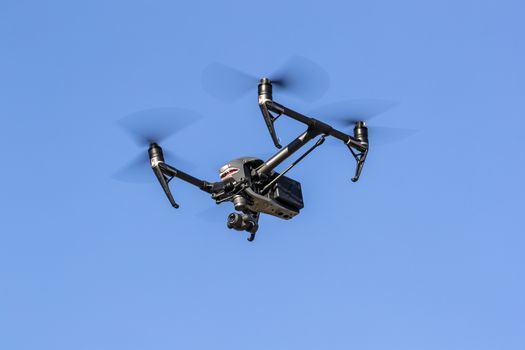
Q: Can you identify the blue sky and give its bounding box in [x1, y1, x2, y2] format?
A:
[1, 0, 524, 349]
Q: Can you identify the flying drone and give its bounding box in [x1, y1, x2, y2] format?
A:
[117, 57, 412, 241]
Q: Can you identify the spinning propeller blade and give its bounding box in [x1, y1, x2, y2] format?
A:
[201, 56, 330, 102]
[309, 99, 398, 124]
[365, 126, 418, 145]
[113, 107, 200, 183]
[118, 107, 201, 146]
[269, 56, 330, 101]
[201, 63, 257, 102]
[309, 99, 417, 145]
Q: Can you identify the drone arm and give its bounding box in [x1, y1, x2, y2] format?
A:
[259, 95, 369, 181]
[258, 79, 367, 152]
[154, 162, 224, 208]
[260, 134, 327, 194]
[256, 129, 320, 176]
[266, 100, 367, 152]
[157, 163, 215, 194]
[149, 143, 219, 209]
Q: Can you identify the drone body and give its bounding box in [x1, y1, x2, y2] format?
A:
[145, 78, 369, 241]
[217, 157, 304, 220]
[116, 57, 417, 241]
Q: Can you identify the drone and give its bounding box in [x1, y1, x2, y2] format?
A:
[117, 57, 411, 241]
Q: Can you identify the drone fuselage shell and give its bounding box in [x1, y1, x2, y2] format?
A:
[219, 157, 303, 220]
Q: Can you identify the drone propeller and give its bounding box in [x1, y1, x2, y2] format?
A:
[117, 107, 201, 147]
[201, 56, 330, 103]
[309, 99, 398, 124]
[309, 99, 417, 145]
[113, 107, 201, 183]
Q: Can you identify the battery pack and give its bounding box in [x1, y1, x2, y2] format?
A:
[272, 176, 304, 211]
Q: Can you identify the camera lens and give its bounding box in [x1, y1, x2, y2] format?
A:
[226, 212, 259, 236]
[227, 213, 242, 230]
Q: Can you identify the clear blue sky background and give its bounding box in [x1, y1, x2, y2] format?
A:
[1, 1, 524, 349]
